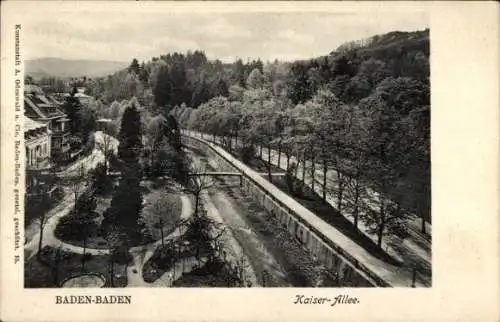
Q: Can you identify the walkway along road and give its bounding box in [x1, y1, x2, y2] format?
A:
[182, 131, 431, 287]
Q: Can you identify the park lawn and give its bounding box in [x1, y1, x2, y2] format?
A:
[24, 246, 127, 288]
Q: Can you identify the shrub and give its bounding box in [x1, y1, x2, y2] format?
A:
[55, 214, 100, 242]
[74, 190, 97, 216]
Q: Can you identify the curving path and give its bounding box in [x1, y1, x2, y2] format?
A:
[27, 191, 197, 287]
[126, 194, 193, 287]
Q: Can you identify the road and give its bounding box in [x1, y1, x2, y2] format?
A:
[187, 149, 336, 287]
[185, 130, 431, 286]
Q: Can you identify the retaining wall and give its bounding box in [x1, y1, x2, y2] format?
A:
[183, 134, 390, 287]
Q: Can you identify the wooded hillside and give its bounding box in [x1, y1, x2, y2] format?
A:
[33, 29, 430, 234]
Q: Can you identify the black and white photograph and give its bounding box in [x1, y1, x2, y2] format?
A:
[20, 6, 432, 289]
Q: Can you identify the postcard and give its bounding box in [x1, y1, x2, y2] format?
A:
[1, 1, 498, 321]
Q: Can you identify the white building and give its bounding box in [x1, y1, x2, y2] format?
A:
[25, 116, 51, 170]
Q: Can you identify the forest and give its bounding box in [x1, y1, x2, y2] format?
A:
[32, 28, 430, 239]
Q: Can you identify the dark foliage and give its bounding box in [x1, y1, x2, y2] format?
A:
[101, 165, 143, 242]
[118, 104, 142, 163]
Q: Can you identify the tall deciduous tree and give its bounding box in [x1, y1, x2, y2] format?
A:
[359, 89, 412, 247]
[142, 193, 180, 247]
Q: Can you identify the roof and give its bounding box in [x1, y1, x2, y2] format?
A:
[24, 116, 47, 132]
[74, 92, 91, 98]
[24, 84, 44, 95]
[25, 93, 66, 119]
[47, 95, 64, 106]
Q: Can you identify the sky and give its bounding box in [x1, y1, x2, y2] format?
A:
[20, 2, 429, 63]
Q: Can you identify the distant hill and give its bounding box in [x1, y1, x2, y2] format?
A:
[26, 58, 129, 79]
[330, 29, 429, 58]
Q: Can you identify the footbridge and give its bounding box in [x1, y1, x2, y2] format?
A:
[189, 172, 287, 178]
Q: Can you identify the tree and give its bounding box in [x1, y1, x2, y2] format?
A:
[310, 89, 352, 213]
[357, 58, 388, 88]
[182, 207, 225, 266]
[118, 103, 143, 163]
[153, 141, 190, 182]
[343, 113, 370, 230]
[35, 197, 50, 262]
[359, 91, 413, 247]
[212, 77, 229, 97]
[102, 165, 143, 243]
[66, 163, 87, 210]
[74, 189, 97, 217]
[246, 68, 263, 89]
[185, 164, 213, 216]
[129, 58, 140, 74]
[64, 210, 96, 271]
[154, 65, 173, 108]
[191, 76, 211, 108]
[103, 226, 125, 287]
[228, 85, 245, 101]
[169, 59, 189, 107]
[96, 131, 115, 175]
[145, 115, 167, 170]
[51, 245, 64, 286]
[287, 62, 313, 104]
[63, 90, 83, 137]
[233, 59, 246, 87]
[92, 162, 112, 195]
[142, 193, 179, 247]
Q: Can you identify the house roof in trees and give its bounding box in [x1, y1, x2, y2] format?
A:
[24, 90, 67, 120]
[47, 95, 65, 106]
[24, 116, 47, 132]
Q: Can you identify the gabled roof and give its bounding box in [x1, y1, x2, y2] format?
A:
[24, 116, 47, 132]
[25, 93, 66, 120]
[47, 95, 64, 106]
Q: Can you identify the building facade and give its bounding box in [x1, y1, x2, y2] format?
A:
[25, 116, 51, 170]
[24, 84, 70, 162]
[24, 116, 56, 200]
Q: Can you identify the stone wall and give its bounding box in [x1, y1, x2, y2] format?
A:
[183, 134, 388, 287]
